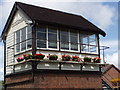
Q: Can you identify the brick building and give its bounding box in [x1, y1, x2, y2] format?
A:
[1, 2, 108, 89]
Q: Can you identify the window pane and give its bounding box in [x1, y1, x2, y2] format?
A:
[37, 40, 46, 48]
[48, 42, 57, 48]
[81, 34, 88, 44]
[61, 42, 69, 50]
[48, 33, 57, 41]
[27, 33, 32, 39]
[70, 31, 78, 36]
[37, 32, 46, 40]
[81, 45, 89, 52]
[60, 30, 69, 50]
[71, 44, 78, 51]
[48, 26, 57, 33]
[70, 36, 78, 43]
[60, 29, 69, 35]
[89, 34, 96, 39]
[27, 39, 32, 49]
[21, 42, 26, 51]
[27, 26, 32, 39]
[90, 46, 97, 53]
[36, 26, 46, 32]
[16, 31, 20, 44]
[21, 27, 26, 41]
[16, 44, 20, 52]
[27, 26, 32, 33]
[61, 34, 69, 42]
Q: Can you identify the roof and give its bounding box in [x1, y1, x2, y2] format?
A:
[1, 2, 106, 40]
[103, 64, 120, 74]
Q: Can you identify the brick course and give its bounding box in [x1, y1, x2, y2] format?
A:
[5, 71, 102, 89]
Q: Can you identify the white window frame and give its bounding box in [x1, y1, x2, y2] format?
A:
[81, 33, 98, 54]
[60, 30, 80, 52]
[36, 26, 59, 50]
[15, 26, 32, 54]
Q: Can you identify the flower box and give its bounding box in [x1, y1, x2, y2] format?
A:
[34, 54, 45, 59]
[84, 57, 92, 62]
[49, 54, 58, 60]
[16, 57, 24, 62]
[93, 57, 101, 63]
[72, 56, 80, 62]
[23, 54, 34, 60]
[62, 55, 71, 61]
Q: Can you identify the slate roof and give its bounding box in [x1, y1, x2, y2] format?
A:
[1, 2, 106, 39]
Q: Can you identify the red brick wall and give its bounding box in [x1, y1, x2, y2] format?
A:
[34, 72, 101, 89]
[6, 71, 102, 89]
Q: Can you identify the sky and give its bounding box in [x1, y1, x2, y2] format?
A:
[0, 0, 119, 80]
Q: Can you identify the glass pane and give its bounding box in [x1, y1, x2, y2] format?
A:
[61, 42, 69, 50]
[16, 31, 20, 43]
[21, 27, 26, 41]
[48, 33, 57, 41]
[48, 42, 57, 48]
[27, 33, 32, 39]
[37, 32, 46, 40]
[27, 26, 32, 33]
[16, 44, 20, 52]
[90, 40, 96, 45]
[48, 26, 57, 33]
[60, 29, 69, 35]
[37, 40, 46, 48]
[71, 44, 78, 51]
[70, 31, 78, 36]
[16, 38, 20, 44]
[61, 34, 69, 42]
[70, 36, 78, 43]
[36, 26, 46, 32]
[89, 34, 96, 39]
[90, 46, 97, 53]
[81, 34, 88, 44]
[81, 44, 89, 52]
[21, 42, 26, 51]
[27, 40, 32, 49]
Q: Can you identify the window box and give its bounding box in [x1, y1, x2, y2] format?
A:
[83, 57, 92, 62]
[49, 54, 58, 60]
[62, 55, 71, 61]
[16, 57, 24, 62]
[34, 54, 45, 59]
[93, 57, 101, 63]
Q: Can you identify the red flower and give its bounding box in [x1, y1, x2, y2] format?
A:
[34, 53, 45, 56]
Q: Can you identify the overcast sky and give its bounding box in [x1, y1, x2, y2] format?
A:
[0, 0, 119, 80]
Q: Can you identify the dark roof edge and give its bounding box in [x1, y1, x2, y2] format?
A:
[103, 64, 120, 74]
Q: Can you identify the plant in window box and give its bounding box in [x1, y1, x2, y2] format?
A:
[83, 57, 92, 62]
[34, 53, 45, 59]
[49, 54, 58, 60]
[23, 54, 34, 60]
[93, 57, 101, 63]
[16, 57, 24, 62]
[62, 55, 71, 61]
[72, 56, 80, 62]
